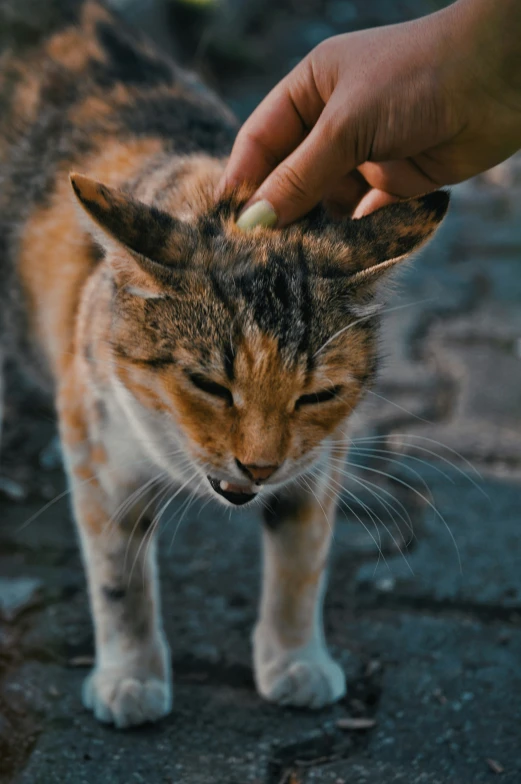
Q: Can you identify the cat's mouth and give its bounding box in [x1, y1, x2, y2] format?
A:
[207, 476, 258, 506]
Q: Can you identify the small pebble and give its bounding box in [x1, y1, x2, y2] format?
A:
[337, 716, 376, 731]
[39, 435, 62, 470]
[487, 758, 505, 774]
[376, 577, 395, 593]
[0, 476, 28, 501]
[0, 577, 43, 621]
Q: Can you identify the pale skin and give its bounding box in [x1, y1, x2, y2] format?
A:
[222, 0, 521, 228]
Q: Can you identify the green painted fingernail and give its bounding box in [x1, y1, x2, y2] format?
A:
[236, 200, 278, 231]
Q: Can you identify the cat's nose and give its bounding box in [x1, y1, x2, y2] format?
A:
[235, 459, 279, 483]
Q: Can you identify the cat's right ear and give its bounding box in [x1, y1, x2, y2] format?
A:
[304, 191, 449, 288]
[69, 173, 196, 278]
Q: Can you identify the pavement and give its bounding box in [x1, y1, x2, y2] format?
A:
[1, 2, 521, 783]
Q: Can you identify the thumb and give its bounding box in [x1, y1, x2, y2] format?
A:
[237, 96, 364, 229]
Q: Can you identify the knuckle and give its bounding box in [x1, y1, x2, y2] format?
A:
[238, 127, 280, 170]
[327, 108, 371, 166]
[312, 36, 337, 62]
[273, 163, 310, 204]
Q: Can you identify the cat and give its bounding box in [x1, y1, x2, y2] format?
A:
[0, 0, 448, 728]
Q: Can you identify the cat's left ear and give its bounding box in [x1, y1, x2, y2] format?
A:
[310, 191, 449, 286]
[69, 173, 195, 274]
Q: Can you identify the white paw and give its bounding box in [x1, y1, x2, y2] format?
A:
[255, 645, 346, 709]
[82, 668, 172, 729]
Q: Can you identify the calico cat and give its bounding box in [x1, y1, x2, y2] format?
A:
[0, 0, 448, 728]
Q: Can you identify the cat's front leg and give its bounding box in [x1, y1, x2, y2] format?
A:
[254, 450, 347, 709]
[59, 390, 172, 729]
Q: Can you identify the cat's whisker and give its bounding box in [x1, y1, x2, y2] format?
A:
[329, 434, 488, 502]
[14, 453, 153, 533]
[308, 469, 387, 573]
[329, 453, 434, 503]
[15, 484, 77, 534]
[139, 481, 196, 590]
[195, 490, 215, 519]
[318, 460, 411, 531]
[312, 465, 414, 575]
[334, 431, 485, 484]
[14, 444, 208, 539]
[328, 458, 462, 573]
[123, 478, 171, 573]
[364, 388, 434, 425]
[136, 470, 183, 566]
[139, 515, 163, 593]
[305, 468, 388, 571]
[313, 298, 436, 358]
[333, 466, 416, 544]
[166, 480, 204, 557]
[299, 474, 334, 539]
[128, 474, 195, 585]
[346, 446, 455, 486]
[132, 485, 172, 586]
[103, 473, 163, 538]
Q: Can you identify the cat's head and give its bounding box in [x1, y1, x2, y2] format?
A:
[71, 172, 448, 506]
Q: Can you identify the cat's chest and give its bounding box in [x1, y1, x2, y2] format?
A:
[95, 380, 190, 501]
[93, 389, 155, 499]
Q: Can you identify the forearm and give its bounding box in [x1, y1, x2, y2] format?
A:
[444, 0, 521, 104]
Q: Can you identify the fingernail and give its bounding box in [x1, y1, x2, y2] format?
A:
[236, 200, 278, 231]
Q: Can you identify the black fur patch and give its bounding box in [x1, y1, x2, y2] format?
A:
[94, 22, 174, 88]
[102, 585, 126, 601]
[116, 95, 236, 156]
[263, 492, 303, 530]
[72, 179, 194, 265]
[223, 340, 235, 382]
[235, 258, 308, 356]
[0, 0, 83, 55]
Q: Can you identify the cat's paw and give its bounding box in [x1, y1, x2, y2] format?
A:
[255, 646, 346, 709]
[82, 668, 172, 729]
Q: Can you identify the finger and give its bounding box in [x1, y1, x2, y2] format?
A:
[242, 95, 364, 227]
[351, 159, 440, 218]
[357, 159, 440, 198]
[219, 57, 325, 194]
[352, 188, 400, 218]
[322, 170, 369, 217]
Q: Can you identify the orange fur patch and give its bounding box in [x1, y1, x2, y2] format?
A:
[46, 27, 106, 71]
[18, 138, 163, 379]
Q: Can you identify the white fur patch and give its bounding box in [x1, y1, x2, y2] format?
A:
[124, 285, 166, 300]
[253, 625, 345, 709]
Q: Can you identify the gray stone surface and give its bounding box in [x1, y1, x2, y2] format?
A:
[355, 461, 521, 610]
[0, 578, 43, 623]
[1, 2, 521, 783]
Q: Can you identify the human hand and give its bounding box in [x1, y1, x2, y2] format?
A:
[221, 0, 521, 227]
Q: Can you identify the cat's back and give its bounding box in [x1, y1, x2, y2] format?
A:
[0, 0, 236, 377]
[0, 0, 236, 207]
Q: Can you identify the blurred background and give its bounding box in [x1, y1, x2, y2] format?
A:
[112, 0, 452, 120]
[1, 1, 521, 783]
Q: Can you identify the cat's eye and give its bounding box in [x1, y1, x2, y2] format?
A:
[189, 373, 233, 406]
[295, 385, 343, 409]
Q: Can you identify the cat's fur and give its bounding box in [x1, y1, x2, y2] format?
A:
[0, 0, 448, 728]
